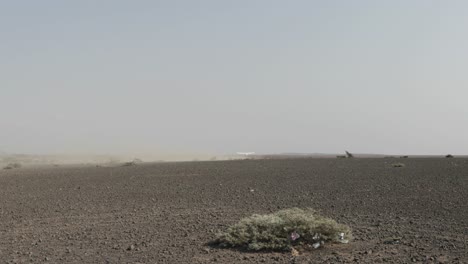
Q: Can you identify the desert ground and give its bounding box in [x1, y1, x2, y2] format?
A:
[0, 158, 467, 263]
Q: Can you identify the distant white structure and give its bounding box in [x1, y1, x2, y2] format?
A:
[236, 152, 255, 157]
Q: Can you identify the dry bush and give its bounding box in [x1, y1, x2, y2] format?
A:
[392, 163, 405, 168]
[445, 154, 454, 158]
[215, 208, 352, 251]
[3, 163, 22, 170]
[122, 161, 136, 167]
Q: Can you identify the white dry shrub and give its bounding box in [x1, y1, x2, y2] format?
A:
[215, 208, 352, 251]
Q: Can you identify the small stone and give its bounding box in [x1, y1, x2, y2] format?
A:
[127, 245, 135, 251]
[291, 248, 300, 256]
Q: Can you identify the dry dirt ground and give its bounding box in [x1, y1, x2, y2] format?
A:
[0, 158, 467, 263]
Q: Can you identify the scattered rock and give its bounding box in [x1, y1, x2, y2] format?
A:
[383, 237, 401, 245]
[127, 244, 135, 251]
[291, 248, 300, 256]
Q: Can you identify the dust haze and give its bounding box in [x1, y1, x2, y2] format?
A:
[2, 1, 468, 163]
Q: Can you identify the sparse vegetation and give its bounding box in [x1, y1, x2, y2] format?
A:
[3, 163, 22, 170]
[214, 208, 352, 251]
[400, 156, 409, 158]
[446, 154, 454, 158]
[392, 163, 405, 168]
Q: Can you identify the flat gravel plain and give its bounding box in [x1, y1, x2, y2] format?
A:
[0, 158, 467, 263]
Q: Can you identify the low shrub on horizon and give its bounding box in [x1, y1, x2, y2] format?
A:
[122, 161, 136, 167]
[3, 163, 22, 170]
[214, 208, 352, 251]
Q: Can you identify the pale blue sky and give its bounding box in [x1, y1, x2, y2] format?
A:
[1, 1, 467, 158]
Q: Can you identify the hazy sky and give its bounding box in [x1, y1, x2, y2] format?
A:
[1, 1, 468, 158]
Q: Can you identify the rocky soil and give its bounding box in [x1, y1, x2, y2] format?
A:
[0, 158, 467, 263]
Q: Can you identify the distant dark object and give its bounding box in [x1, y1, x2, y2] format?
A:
[336, 155, 346, 159]
[3, 163, 22, 170]
[122, 159, 142, 167]
[345, 151, 354, 158]
[400, 156, 409, 158]
[392, 163, 405, 168]
[445, 154, 454, 158]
